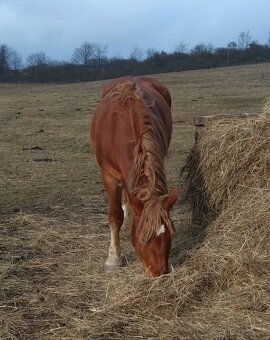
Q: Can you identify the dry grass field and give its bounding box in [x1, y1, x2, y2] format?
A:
[0, 63, 270, 339]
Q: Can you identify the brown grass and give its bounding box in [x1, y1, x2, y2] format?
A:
[1, 64, 270, 339]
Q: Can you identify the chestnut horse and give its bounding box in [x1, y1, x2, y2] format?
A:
[91, 76, 178, 277]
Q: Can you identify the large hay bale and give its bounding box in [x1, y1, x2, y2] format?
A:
[177, 101, 270, 338]
[198, 105, 269, 212]
[184, 103, 270, 224]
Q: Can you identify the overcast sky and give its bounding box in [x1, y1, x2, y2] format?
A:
[0, 0, 269, 63]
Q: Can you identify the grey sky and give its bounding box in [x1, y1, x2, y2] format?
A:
[0, 0, 269, 63]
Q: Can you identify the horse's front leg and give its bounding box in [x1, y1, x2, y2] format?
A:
[102, 171, 124, 272]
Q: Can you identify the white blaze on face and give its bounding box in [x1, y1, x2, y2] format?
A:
[156, 224, 165, 236]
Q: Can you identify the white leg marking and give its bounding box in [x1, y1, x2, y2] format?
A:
[122, 202, 133, 229]
[105, 225, 122, 270]
[122, 203, 128, 219]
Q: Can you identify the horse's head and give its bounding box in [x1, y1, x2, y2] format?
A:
[128, 187, 178, 277]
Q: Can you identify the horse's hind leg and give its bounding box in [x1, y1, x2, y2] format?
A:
[102, 171, 124, 272]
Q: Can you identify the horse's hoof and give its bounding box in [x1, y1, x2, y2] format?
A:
[104, 255, 123, 273]
[104, 263, 121, 273]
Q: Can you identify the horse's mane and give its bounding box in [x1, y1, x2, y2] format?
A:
[109, 81, 174, 243]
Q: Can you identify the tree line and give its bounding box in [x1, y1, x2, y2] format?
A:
[1, 30, 270, 83]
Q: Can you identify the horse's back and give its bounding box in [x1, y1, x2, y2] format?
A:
[91, 76, 172, 182]
[100, 76, 171, 108]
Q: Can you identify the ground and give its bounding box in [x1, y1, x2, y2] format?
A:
[1, 63, 270, 339]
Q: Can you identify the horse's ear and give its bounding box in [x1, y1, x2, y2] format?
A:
[163, 187, 179, 212]
[127, 192, 143, 215]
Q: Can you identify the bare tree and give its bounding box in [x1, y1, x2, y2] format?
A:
[192, 44, 204, 62]
[129, 45, 144, 61]
[27, 52, 48, 67]
[0, 45, 10, 74]
[238, 31, 252, 49]
[245, 30, 252, 48]
[145, 48, 158, 59]
[205, 43, 214, 54]
[238, 32, 245, 49]
[72, 42, 95, 66]
[175, 41, 188, 53]
[93, 43, 108, 65]
[10, 52, 22, 70]
[227, 41, 237, 49]
[191, 43, 213, 62]
[0, 44, 21, 74]
[268, 29, 270, 46]
[226, 41, 237, 64]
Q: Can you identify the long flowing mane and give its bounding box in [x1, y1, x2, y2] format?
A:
[109, 81, 174, 243]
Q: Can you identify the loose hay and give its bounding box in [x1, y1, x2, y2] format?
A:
[1, 102, 270, 339]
